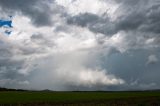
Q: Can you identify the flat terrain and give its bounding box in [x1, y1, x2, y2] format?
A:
[0, 91, 160, 106]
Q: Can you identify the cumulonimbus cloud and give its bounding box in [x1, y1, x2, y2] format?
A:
[0, 0, 160, 90]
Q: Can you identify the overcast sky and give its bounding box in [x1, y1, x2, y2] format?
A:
[0, 0, 160, 91]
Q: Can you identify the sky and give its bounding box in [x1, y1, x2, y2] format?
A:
[0, 0, 160, 91]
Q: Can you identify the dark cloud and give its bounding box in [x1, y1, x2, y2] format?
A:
[0, 0, 54, 27]
[115, 13, 145, 31]
[67, 0, 160, 36]
[115, 0, 160, 34]
[65, 0, 160, 90]
[67, 13, 116, 35]
[67, 13, 99, 27]
[1, 0, 160, 90]
[0, 48, 28, 88]
[103, 50, 160, 90]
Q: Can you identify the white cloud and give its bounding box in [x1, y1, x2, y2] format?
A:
[0, 11, 125, 90]
[55, 0, 118, 17]
[29, 51, 125, 90]
[1, 0, 160, 90]
[147, 54, 158, 65]
[103, 31, 129, 53]
[78, 69, 124, 86]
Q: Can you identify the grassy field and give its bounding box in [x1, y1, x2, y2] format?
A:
[0, 91, 160, 106]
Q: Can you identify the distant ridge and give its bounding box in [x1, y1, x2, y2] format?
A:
[0, 87, 27, 91]
[0, 87, 160, 92]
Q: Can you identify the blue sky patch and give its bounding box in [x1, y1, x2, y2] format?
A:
[0, 20, 12, 28]
[0, 17, 13, 35]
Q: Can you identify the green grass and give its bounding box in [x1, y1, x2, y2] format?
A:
[0, 91, 160, 104]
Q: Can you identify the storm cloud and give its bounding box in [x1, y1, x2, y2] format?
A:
[0, 0, 160, 90]
[0, 0, 61, 27]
